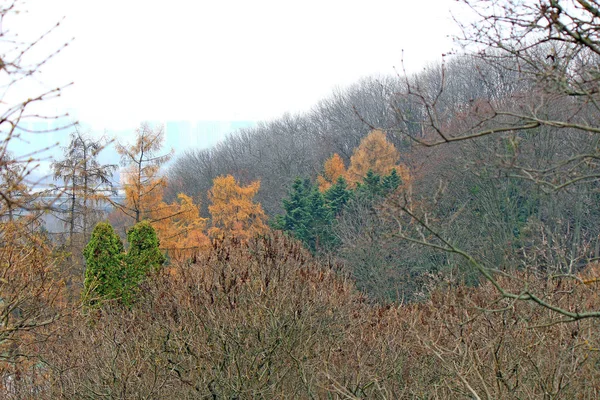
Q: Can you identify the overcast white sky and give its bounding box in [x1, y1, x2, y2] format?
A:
[12, 0, 462, 135]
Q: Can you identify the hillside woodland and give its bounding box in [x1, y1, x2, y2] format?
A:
[3, 0, 600, 398]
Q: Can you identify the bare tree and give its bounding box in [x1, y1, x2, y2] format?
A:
[0, 2, 73, 217]
[386, 0, 600, 322]
[52, 128, 116, 265]
[0, 0, 74, 382]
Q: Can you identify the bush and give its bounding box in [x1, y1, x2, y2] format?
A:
[32, 233, 600, 398]
[126, 220, 165, 275]
[83, 221, 165, 307]
[83, 222, 125, 305]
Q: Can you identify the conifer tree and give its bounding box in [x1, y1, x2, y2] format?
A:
[307, 187, 334, 252]
[382, 168, 402, 195]
[83, 221, 164, 307]
[324, 176, 352, 216]
[126, 221, 165, 278]
[114, 122, 173, 224]
[347, 130, 400, 185]
[277, 178, 336, 253]
[275, 177, 312, 241]
[317, 153, 347, 192]
[208, 175, 268, 240]
[83, 222, 125, 305]
[356, 170, 383, 199]
[354, 168, 403, 203]
[53, 130, 116, 267]
[152, 193, 210, 250]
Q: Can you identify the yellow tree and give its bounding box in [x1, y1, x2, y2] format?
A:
[152, 193, 210, 250]
[347, 129, 410, 187]
[317, 153, 347, 192]
[208, 175, 268, 241]
[347, 130, 398, 183]
[115, 122, 173, 224]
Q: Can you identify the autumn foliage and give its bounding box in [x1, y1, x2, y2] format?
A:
[208, 175, 268, 240]
[152, 193, 210, 250]
[10, 0, 600, 394]
[346, 129, 411, 188]
[115, 123, 172, 224]
[113, 124, 210, 253]
[0, 219, 66, 387]
[317, 153, 347, 192]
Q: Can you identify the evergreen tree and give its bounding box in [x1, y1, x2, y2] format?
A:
[382, 168, 402, 195]
[324, 176, 352, 216]
[126, 221, 165, 275]
[121, 221, 165, 305]
[355, 170, 383, 200]
[277, 178, 337, 253]
[83, 222, 125, 305]
[275, 178, 313, 242]
[307, 186, 335, 252]
[83, 221, 165, 307]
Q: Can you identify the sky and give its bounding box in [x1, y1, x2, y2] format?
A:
[5, 0, 465, 175]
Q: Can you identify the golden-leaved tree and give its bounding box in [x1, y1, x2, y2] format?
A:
[114, 123, 209, 250]
[208, 175, 268, 241]
[346, 129, 410, 188]
[152, 193, 210, 250]
[115, 122, 173, 224]
[317, 153, 347, 192]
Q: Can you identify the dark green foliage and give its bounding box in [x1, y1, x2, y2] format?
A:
[306, 187, 336, 252]
[274, 178, 312, 241]
[355, 169, 401, 201]
[355, 170, 382, 200]
[83, 222, 125, 305]
[275, 178, 337, 253]
[382, 168, 401, 195]
[277, 171, 402, 256]
[325, 176, 352, 216]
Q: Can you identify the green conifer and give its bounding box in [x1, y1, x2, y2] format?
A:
[83, 222, 125, 305]
[325, 176, 352, 216]
[382, 168, 402, 195]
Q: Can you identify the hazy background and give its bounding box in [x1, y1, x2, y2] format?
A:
[7, 0, 462, 179]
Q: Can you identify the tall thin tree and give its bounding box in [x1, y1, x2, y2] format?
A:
[114, 122, 173, 224]
[52, 129, 116, 256]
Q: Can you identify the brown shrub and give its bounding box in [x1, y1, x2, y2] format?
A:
[29, 233, 600, 399]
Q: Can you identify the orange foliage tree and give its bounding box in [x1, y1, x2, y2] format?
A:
[208, 175, 268, 241]
[152, 193, 210, 250]
[317, 153, 347, 192]
[115, 122, 173, 224]
[346, 129, 410, 186]
[114, 123, 209, 251]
